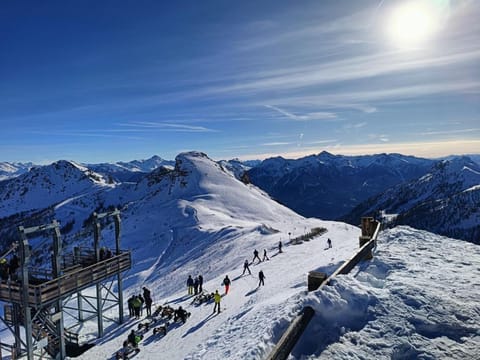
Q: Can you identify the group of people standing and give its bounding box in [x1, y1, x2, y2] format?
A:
[186, 274, 204, 295]
[128, 287, 153, 319]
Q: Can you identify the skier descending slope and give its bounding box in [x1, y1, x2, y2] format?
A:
[242, 259, 251, 275]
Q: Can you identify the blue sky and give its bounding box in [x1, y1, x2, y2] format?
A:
[1, 0, 479, 163]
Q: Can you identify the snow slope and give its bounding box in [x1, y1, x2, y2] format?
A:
[73, 220, 359, 360]
[70, 225, 480, 360]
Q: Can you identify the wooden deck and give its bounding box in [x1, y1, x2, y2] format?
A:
[0, 251, 131, 307]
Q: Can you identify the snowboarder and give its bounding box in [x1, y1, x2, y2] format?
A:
[258, 270, 265, 287]
[187, 275, 194, 295]
[252, 249, 261, 264]
[222, 275, 231, 294]
[278, 241, 283, 253]
[193, 276, 199, 295]
[213, 290, 221, 314]
[262, 249, 269, 262]
[242, 259, 251, 275]
[198, 274, 203, 293]
[327, 238, 332, 248]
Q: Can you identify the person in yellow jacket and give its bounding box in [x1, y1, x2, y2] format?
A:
[213, 290, 221, 314]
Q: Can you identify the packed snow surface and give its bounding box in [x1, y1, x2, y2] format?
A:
[69, 225, 480, 360]
[296, 226, 480, 359]
[72, 220, 358, 360]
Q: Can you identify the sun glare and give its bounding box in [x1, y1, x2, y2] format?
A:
[387, 1, 442, 49]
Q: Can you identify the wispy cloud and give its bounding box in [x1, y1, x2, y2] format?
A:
[264, 105, 337, 121]
[420, 128, 480, 135]
[117, 121, 217, 132]
[261, 142, 293, 146]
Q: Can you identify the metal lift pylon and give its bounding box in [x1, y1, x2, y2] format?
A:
[0, 209, 131, 360]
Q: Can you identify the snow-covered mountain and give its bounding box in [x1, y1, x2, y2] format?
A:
[86, 155, 175, 183]
[0, 160, 113, 219]
[1, 151, 479, 359]
[343, 156, 480, 243]
[247, 151, 434, 220]
[0, 161, 34, 181]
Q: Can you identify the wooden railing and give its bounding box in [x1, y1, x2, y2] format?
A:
[0, 251, 131, 306]
[266, 219, 381, 360]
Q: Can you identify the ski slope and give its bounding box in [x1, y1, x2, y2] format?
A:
[70, 225, 480, 360]
[73, 220, 359, 359]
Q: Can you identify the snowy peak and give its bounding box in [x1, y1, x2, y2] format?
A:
[86, 155, 175, 183]
[117, 155, 174, 172]
[0, 161, 34, 181]
[0, 160, 112, 218]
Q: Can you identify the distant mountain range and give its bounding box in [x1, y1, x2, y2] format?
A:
[247, 151, 435, 220]
[1, 151, 479, 245]
[342, 156, 480, 244]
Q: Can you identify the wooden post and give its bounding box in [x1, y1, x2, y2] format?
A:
[266, 306, 315, 360]
[307, 271, 328, 291]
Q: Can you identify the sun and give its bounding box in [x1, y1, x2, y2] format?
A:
[387, 1, 442, 48]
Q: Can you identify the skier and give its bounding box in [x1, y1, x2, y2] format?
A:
[278, 241, 283, 253]
[262, 249, 269, 262]
[258, 270, 265, 287]
[222, 275, 231, 294]
[213, 290, 221, 314]
[252, 249, 261, 264]
[242, 259, 251, 275]
[327, 238, 332, 248]
[187, 275, 194, 295]
[198, 274, 204, 293]
[193, 276, 199, 295]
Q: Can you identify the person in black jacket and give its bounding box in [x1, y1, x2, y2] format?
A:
[187, 275, 194, 295]
[252, 249, 261, 264]
[198, 274, 203, 293]
[193, 277, 199, 295]
[223, 275, 231, 294]
[262, 249, 269, 262]
[143, 287, 152, 316]
[242, 259, 251, 275]
[258, 270, 265, 287]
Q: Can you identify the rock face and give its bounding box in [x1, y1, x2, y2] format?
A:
[247, 151, 433, 220]
[342, 156, 480, 243]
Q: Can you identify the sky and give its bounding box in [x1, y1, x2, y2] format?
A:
[0, 0, 479, 164]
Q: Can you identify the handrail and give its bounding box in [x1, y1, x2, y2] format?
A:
[265, 220, 382, 360]
[0, 251, 131, 306]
